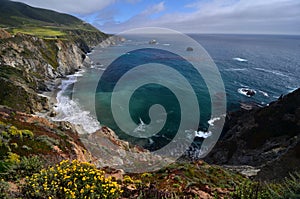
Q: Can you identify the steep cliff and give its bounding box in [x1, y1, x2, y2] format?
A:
[0, 29, 91, 112]
[205, 88, 300, 180]
[0, 0, 117, 113]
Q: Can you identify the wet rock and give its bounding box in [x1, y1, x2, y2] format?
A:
[149, 39, 157, 44]
[186, 47, 193, 51]
[48, 110, 57, 117]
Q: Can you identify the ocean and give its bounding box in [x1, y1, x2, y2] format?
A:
[53, 33, 300, 155]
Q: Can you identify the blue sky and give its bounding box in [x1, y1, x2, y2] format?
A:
[14, 0, 300, 34]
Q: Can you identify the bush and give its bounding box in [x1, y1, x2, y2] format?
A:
[230, 172, 300, 199]
[0, 178, 9, 198]
[268, 171, 300, 199]
[35, 135, 59, 148]
[18, 156, 44, 178]
[230, 180, 270, 199]
[23, 159, 122, 199]
[0, 155, 44, 181]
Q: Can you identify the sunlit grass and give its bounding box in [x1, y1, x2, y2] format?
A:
[12, 27, 66, 37]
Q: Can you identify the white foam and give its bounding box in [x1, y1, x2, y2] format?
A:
[225, 68, 247, 71]
[133, 118, 146, 134]
[258, 90, 269, 97]
[287, 87, 297, 93]
[239, 83, 249, 87]
[238, 88, 256, 97]
[233, 57, 248, 62]
[195, 131, 212, 138]
[163, 43, 171, 46]
[52, 72, 101, 134]
[148, 138, 154, 145]
[254, 68, 288, 77]
[73, 73, 83, 77]
[208, 117, 221, 126]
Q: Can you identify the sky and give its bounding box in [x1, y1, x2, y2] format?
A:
[13, 0, 300, 35]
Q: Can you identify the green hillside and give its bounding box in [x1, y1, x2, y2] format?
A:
[0, 0, 81, 26]
[0, 0, 107, 42]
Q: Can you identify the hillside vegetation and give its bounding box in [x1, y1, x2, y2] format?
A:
[0, 0, 108, 50]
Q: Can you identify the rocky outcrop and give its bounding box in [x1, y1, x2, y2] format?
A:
[80, 126, 168, 173]
[0, 29, 11, 39]
[205, 88, 300, 180]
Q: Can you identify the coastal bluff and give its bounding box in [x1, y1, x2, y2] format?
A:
[205, 88, 300, 181]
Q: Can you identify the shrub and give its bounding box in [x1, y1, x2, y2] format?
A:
[23, 159, 122, 199]
[1, 155, 44, 181]
[0, 179, 9, 198]
[268, 171, 300, 199]
[35, 135, 60, 148]
[18, 156, 44, 178]
[230, 180, 270, 199]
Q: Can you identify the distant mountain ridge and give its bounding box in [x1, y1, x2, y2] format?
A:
[0, 0, 83, 27]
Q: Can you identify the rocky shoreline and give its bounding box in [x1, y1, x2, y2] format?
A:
[205, 88, 300, 181]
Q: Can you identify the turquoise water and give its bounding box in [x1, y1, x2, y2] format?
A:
[60, 34, 300, 151]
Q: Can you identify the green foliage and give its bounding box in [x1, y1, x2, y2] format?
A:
[267, 171, 300, 199]
[18, 156, 44, 178]
[0, 155, 44, 181]
[0, 160, 11, 175]
[0, 178, 9, 199]
[5, 152, 21, 165]
[230, 180, 270, 199]
[230, 172, 300, 199]
[0, 123, 34, 156]
[22, 160, 122, 199]
[35, 135, 60, 148]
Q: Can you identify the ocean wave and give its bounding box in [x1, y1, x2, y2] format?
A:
[254, 67, 289, 77]
[287, 86, 298, 93]
[73, 73, 83, 77]
[258, 90, 269, 97]
[148, 138, 154, 145]
[233, 57, 248, 62]
[185, 129, 212, 139]
[53, 71, 101, 134]
[195, 131, 212, 138]
[162, 43, 171, 46]
[238, 82, 249, 87]
[134, 118, 146, 133]
[208, 117, 221, 126]
[224, 68, 247, 71]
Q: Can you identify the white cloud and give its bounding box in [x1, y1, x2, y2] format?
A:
[141, 1, 165, 15]
[12, 0, 300, 34]
[99, 0, 300, 34]
[91, 1, 167, 32]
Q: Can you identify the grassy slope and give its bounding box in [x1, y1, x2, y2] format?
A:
[0, 0, 107, 41]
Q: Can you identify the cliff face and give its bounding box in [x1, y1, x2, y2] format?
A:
[205, 88, 300, 180]
[0, 29, 104, 113]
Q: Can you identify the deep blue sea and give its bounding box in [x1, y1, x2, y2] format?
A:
[54, 34, 300, 153]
